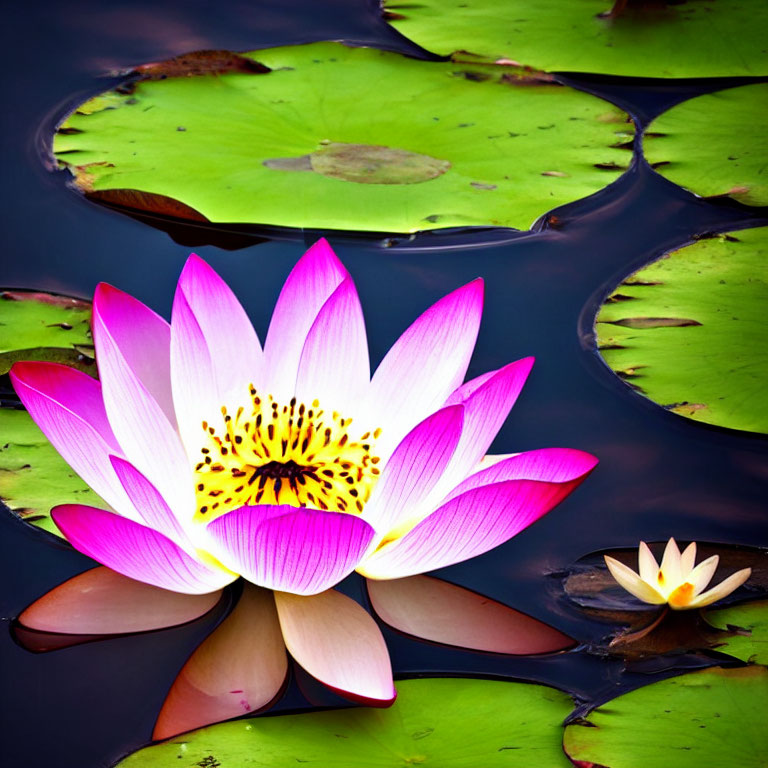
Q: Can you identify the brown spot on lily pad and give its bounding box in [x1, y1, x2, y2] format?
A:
[133, 50, 270, 79]
[606, 316, 702, 329]
[308, 142, 451, 185]
[668, 402, 710, 417]
[262, 155, 314, 172]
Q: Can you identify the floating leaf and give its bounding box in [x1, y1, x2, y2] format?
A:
[596, 227, 768, 434]
[118, 677, 574, 766]
[645, 84, 768, 207]
[382, 0, 768, 78]
[0, 407, 103, 536]
[367, 574, 574, 654]
[563, 666, 768, 767]
[0, 290, 94, 376]
[53, 42, 633, 234]
[707, 599, 768, 665]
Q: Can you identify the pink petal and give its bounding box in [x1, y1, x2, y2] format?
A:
[18, 566, 221, 634]
[52, 505, 236, 594]
[429, 358, 534, 501]
[365, 279, 484, 454]
[362, 405, 464, 537]
[367, 575, 574, 654]
[263, 239, 348, 401]
[176, 254, 262, 405]
[443, 447, 599, 504]
[93, 283, 192, 515]
[206, 505, 375, 595]
[109, 456, 192, 547]
[153, 584, 287, 739]
[275, 589, 395, 705]
[9, 362, 140, 520]
[170, 283, 220, 456]
[359, 473, 591, 580]
[92, 283, 175, 425]
[294, 278, 369, 412]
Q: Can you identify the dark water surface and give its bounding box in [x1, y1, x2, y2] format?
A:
[1, 2, 767, 766]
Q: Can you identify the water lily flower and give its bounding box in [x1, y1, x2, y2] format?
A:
[605, 538, 751, 610]
[11, 239, 597, 737]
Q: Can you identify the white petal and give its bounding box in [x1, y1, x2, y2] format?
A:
[680, 541, 697, 577]
[658, 537, 683, 593]
[689, 555, 719, 596]
[688, 568, 751, 609]
[604, 556, 666, 605]
[638, 541, 659, 583]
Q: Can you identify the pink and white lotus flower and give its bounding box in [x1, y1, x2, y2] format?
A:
[11, 240, 596, 737]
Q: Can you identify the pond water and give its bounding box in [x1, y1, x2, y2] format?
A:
[1, 2, 767, 766]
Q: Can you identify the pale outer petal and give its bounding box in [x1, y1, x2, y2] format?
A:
[604, 556, 666, 605]
[275, 589, 395, 704]
[153, 584, 288, 739]
[688, 568, 752, 609]
[18, 567, 221, 635]
[367, 575, 573, 655]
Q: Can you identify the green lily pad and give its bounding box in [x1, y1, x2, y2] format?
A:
[0, 291, 94, 376]
[116, 678, 574, 767]
[708, 600, 768, 665]
[563, 666, 768, 767]
[0, 408, 104, 537]
[596, 227, 768, 434]
[382, 0, 768, 78]
[53, 42, 634, 234]
[645, 84, 768, 207]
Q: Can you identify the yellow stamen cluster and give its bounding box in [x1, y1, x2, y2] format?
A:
[193, 387, 382, 522]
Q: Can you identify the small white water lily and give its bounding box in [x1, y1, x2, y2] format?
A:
[604, 538, 751, 610]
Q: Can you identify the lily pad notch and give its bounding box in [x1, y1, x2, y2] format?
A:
[595, 227, 768, 434]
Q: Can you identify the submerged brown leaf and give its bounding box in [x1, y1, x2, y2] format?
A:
[85, 189, 209, 222]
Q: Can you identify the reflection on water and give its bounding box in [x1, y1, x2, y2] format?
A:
[1, 1, 767, 766]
